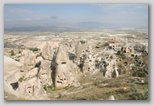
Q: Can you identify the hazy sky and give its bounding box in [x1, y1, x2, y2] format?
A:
[4, 4, 148, 29]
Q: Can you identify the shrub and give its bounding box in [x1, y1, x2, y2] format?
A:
[18, 77, 23, 82]
[80, 40, 86, 44]
[43, 85, 47, 91]
[68, 52, 76, 61]
[121, 53, 126, 59]
[43, 85, 54, 91]
[18, 50, 21, 54]
[29, 47, 39, 52]
[115, 52, 126, 59]
[57, 92, 62, 98]
[36, 53, 42, 58]
[129, 84, 148, 100]
[47, 85, 53, 89]
[11, 50, 15, 56]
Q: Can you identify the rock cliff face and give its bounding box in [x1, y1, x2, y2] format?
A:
[94, 51, 119, 78]
[75, 41, 96, 73]
[54, 44, 79, 87]
[4, 55, 49, 100]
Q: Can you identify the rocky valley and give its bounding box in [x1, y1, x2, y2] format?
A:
[4, 30, 148, 100]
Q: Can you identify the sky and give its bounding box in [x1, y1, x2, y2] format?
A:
[4, 4, 148, 29]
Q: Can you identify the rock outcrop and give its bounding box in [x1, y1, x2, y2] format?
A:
[20, 49, 36, 72]
[4, 56, 22, 97]
[40, 59, 52, 84]
[41, 42, 59, 60]
[52, 44, 79, 88]
[4, 54, 49, 100]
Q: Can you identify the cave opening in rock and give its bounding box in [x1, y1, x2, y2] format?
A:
[61, 62, 66, 64]
[10, 82, 19, 90]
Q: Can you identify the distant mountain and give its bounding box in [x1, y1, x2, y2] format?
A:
[4, 25, 85, 32]
[5, 22, 144, 32]
[5, 26, 57, 32]
[77, 22, 115, 29]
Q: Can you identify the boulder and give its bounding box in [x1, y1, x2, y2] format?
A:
[108, 95, 115, 100]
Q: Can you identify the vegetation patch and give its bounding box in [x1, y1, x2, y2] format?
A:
[18, 50, 21, 54]
[18, 77, 23, 82]
[43, 85, 47, 91]
[36, 53, 42, 58]
[129, 84, 148, 100]
[80, 40, 86, 44]
[115, 52, 126, 59]
[11, 50, 15, 56]
[29, 47, 39, 52]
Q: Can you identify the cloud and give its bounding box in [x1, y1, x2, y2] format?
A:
[136, 5, 148, 9]
[5, 6, 32, 13]
[119, 11, 136, 15]
[4, 19, 12, 21]
[23, 18, 41, 21]
[24, 18, 33, 21]
[94, 4, 148, 11]
[50, 16, 59, 20]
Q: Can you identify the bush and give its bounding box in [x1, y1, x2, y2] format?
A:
[115, 52, 126, 59]
[11, 50, 15, 56]
[68, 52, 76, 61]
[43, 85, 54, 91]
[18, 77, 23, 82]
[29, 47, 39, 52]
[43, 85, 47, 91]
[121, 53, 126, 59]
[129, 84, 148, 100]
[57, 92, 62, 98]
[36, 53, 42, 58]
[80, 40, 86, 44]
[18, 50, 21, 54]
